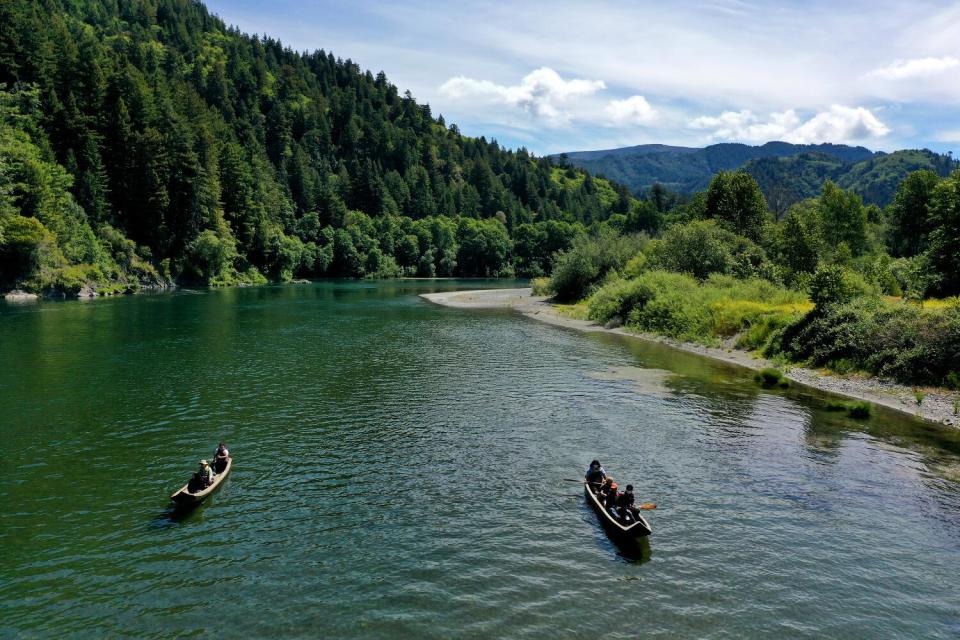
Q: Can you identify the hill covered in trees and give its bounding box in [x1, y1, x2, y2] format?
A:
[745, 149, 957, 214]
[0, 0, 648, 294]
[554, 142, 876, 194]
[557, 142, 956, 209]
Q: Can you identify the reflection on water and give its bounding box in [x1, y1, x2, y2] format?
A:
[1, 280, 960, 639]
[586, 365, 673, 396]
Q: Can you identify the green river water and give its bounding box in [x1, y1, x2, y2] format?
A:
[2, 280, 959, 638]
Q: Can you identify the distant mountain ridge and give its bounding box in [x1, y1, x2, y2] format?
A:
[552, 141, 955, 208]
[561, 144, 699, 161]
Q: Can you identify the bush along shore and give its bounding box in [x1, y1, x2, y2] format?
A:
[506, 164, 960, 426]
[423, 288, 960, 427]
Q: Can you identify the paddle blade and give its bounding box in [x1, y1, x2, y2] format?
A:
[639, 503, 657, 510]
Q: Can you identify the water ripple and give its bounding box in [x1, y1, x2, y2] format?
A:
[1, 282, 960, 638]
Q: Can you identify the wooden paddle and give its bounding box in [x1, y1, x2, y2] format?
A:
[563, 478, 603, 485]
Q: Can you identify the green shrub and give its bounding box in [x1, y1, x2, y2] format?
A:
[808, 264, 872, 308]
[550, 251, 599, 302]
[754, 367, 785, 387]
[629, 289, 710, 341]
[946, 372, 960, 390]
[847, 401, 871, 419]
[623, 253, 648, 278]
[587, 271, 807, 346]
[645, 220, 734, 280]
[824, 399, 871, 418]
[779, 296, 960, 387]
[531, 277, 552, 296]
[736, 313, 796, 351]
[548, 229, 647, 302]
[186, 229, 238, 283]
[588, 271, 694, 324]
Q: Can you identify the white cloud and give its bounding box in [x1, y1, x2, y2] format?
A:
[689, 109, 800, 142]
[790, 106, 889, 143]
[868, 56, 960, 80]
[440, 67, 605, 126]
[689, 105, 888, 144]
[604, 95, 657, 125]
[931, 129, 960, 143]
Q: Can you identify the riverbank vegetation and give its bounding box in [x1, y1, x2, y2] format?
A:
[542, 167, 960, 389]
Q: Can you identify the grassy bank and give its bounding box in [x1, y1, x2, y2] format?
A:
[579, 270, 960, 390]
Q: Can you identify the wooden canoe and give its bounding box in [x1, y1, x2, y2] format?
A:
[585, 482, 652, 538]
[170, 456, 232, 505]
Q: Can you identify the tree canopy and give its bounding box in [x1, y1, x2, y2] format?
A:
[0, 0, 640, 291]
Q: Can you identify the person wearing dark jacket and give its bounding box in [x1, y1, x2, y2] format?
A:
[585, 460, 606, 487]
[617, 484, 640, 522]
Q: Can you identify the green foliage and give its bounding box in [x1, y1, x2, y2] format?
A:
[926, 169, 960, 295]
[808, 265, 871, 308]
[511, 220, 584, 277]
[889, 255, 933, 301]
[530, 277, 552, 296]
[646, 219, 775, 282]
[818, 181, 869, 256]
[705, 170, 768, 241]
[186, 230, 237, 284]
[754, 367, 788, 388]
[646, 221, 732, 280]
[587, 271, 807, 345]
[825, 400, 871, 418]
[0, 0, 646, 291]
[776, 296, 960, 387]
[778, 205, 820, 279]
[455, 217, 512, 277]
[888, 170, 939, 257]
[548, 228, 646, 302]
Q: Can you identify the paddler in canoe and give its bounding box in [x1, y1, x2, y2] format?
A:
[585, 460, 606, 486]
[616, 484, 643, 524]
[188, 459, 215, 492]
[213, 441, 229, 473]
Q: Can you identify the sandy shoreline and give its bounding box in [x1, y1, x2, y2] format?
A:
[422, 288, 960, 427]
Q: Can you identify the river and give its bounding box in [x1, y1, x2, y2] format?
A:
[2, 280, 959, 638]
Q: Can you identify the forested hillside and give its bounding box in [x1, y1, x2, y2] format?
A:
[555, 142, 877, 195]
[558, 142, 956, 209]
[745, 149, 957, 215]
[0, 0, 646, 294]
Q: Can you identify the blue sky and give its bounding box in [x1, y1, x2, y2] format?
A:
[205, 0, 960, 156]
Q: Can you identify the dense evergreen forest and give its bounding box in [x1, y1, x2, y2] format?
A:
[0, 0, 649, 293]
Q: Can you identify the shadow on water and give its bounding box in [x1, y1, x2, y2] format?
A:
[612, 535, 652, 564]
[150, 501, 200, 528]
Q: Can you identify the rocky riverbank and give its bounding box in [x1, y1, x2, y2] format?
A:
[422, 288, 960, 427]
